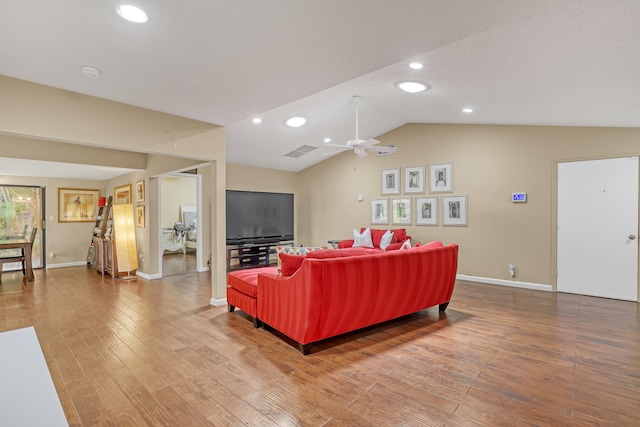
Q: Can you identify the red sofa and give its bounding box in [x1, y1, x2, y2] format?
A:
[257, 243, 458, 354]
[337, 227, 411, 251]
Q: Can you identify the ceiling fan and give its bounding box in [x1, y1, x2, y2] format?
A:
[324, 96, 398, 158]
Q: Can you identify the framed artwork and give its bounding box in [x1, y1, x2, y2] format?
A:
[382, 168, 400, 195]
[58, 188, 99, 222]
[391, 198, 412, 225]
[371, 198, 389, 224]
[415, 196, 438, 226]
[136, 205, 145, 228]
[442, 195, 468, 226]
[404, 166, 425, 193]
[135, 180, 145, 203]
[429, 162, 453, 193]
[114, 183, 132, 205]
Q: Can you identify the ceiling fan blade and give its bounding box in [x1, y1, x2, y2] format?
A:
[323, 143, 351, 148]
[362, 138, 380, 147]
[367, 145, 397, 154]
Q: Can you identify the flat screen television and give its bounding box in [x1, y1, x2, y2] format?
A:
[226, 190, 294, 244]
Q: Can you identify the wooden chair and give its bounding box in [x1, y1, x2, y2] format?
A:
[0, 228, 37, 284]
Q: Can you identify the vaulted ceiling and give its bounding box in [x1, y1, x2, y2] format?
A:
[1, 0, 639, 176]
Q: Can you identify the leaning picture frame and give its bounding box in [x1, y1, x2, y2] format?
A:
[404, 165, 425, 194]
[371, 198, 389, 224]
[442, 194, 468, 226]
[58, 188, 99, 222]
[391, 197, 412, 225]
[415, 196, 438, 226]
[135, 180, 145, 203]
[429, 162, 453, 193]
[382, 168, 400, 195]
[114, 183, 132, 205]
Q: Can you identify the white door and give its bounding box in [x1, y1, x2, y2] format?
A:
[557, 157, 638, 301]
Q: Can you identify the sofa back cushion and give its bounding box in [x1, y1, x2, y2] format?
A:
[279, 253, 306, 276]
[308, 247, 377, 259]
[276, 246, 327, 273]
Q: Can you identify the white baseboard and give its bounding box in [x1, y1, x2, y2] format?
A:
[46, 261, 88, 269]
[456, 274, 552, 292]
[197, 267, 210, 273]
[210, 297, 227, 306]
[137, 271, 161, 280]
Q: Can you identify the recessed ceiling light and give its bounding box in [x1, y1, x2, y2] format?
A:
[409, 62, 423, 70]
[252, 118, 262, 124]
[462, 108, 473, 113]
[323, 138, 331, 143]
[396, 81, 428, 93]
[286, 116, 306, 128]
[117, 5, 148, 23]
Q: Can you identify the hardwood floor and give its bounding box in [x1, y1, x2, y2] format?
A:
[162, 251, 197, 276]
[0, 266, 638, 426]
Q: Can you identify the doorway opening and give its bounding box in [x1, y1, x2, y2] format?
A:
[0, 185, 45, 273]
[159, 174, 202, 277]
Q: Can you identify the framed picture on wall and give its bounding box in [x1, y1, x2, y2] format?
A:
[429, 162, 453, 193]
[136, 205, 145, 228]
[114, 184, 132, 205]
[442, 195, 467, 226]
[404, 166, 425, 193]
[371, 198, 389, 224]
[58, 188, 99, 222]
[415, 196, 438, 226]
[136, 180, 145, 203]
[391, 197, 412, 225]
[382, 168, 400, 195]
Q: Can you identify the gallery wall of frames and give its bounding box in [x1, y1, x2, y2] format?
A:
[374, 163, 467, 227]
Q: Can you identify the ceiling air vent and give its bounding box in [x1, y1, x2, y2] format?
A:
[376, 145, 397, 156]
[285, 145, 317, 158]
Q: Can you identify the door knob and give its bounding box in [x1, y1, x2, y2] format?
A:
[629, 235, 636, 240]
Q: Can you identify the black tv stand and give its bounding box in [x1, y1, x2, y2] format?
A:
[226, 240, 293, 272]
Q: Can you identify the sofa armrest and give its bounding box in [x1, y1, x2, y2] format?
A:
[337, 239, 354, 249]
[257, 262, 323, 344]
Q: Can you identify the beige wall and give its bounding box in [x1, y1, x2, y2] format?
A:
[298, 123, 640, 288]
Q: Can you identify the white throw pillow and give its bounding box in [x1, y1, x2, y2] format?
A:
[379, 229, 394, 251]
[400, 239, 412, 250]
[353, 227, 374, 248]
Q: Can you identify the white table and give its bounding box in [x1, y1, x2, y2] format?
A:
[0, 327, 68, 426]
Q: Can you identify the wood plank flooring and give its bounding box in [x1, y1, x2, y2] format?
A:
[162, 251, 197, 276]
[0, 267, 638, 426]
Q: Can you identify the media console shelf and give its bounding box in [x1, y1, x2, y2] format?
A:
[226, 241, 293, 271]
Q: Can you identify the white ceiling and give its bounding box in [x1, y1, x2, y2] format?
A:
[1, 0, 639, 177]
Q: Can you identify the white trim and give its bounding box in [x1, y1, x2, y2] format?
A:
[46, 261, 87, 269]
[210, 297, 227, 306]
[136, 271, 160, 280]
[197, 266, 210, 273]
[456, 274, 552, 292]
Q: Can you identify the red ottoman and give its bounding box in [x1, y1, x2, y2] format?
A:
[227, 267, 278, 327]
